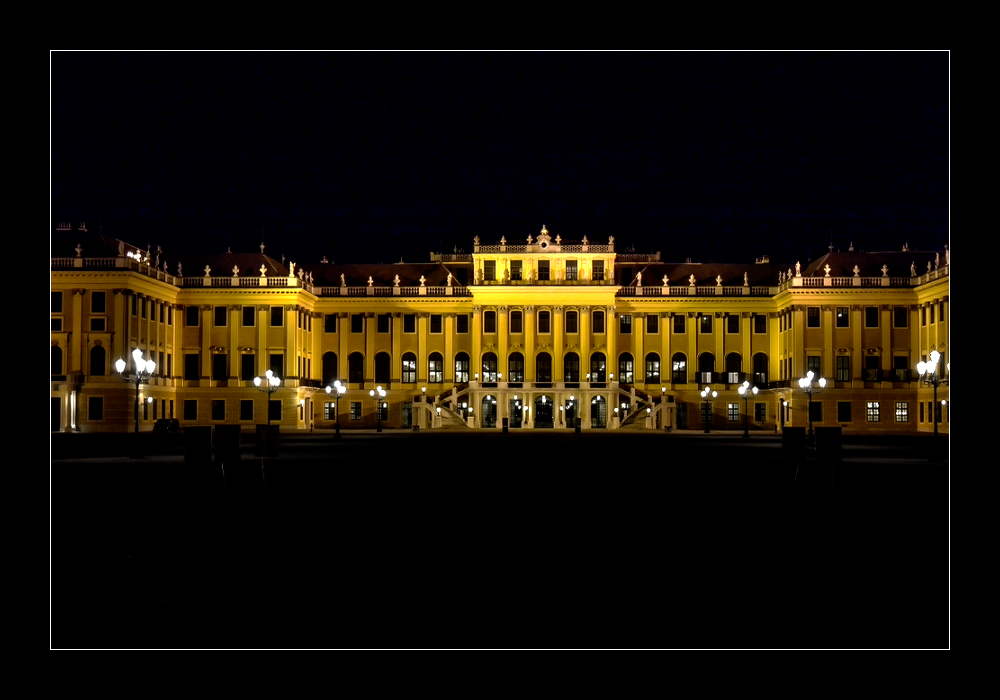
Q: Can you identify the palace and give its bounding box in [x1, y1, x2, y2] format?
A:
[50, 223, 949, 435]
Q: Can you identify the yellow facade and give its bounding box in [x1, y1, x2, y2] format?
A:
[51, 226, 949, 435]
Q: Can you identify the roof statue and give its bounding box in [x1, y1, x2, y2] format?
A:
[447, 272, 453, 287]
[911, 262, 917, 276]
[935, 253, 940, 270]
[76, 243, 83, 257]
[177, 263, 183, 276]
[118, 241, 125, 256]
[927, 261, 932, 272]
[289, 261, 296, 277]
[716, 275, 723, 286]
[232, 265, 239, 277]
[367, 276, 374, 287]
[636, 271, 642, 287]
[946, 246, 950, 266]
[204, 265, 211, 277]
[853, 265, 861, 277]
[779, 271, 784, 283]
[393, 274, 400, 287]
[689, 274, 696, 286]
[745, 271, 750, 285]
[608, 236, 615, 246]
[795, 261, 801, 277]
[473, 235, 480, 246]
[260, 264, 267, 277]
[582, 236, 589, 246]
[340, 273, 346, 286]
[882, 264, 889, 277]
[500, 236, 506, 246]
[663, 275, 669, 287]
[420, 275, 426, 287]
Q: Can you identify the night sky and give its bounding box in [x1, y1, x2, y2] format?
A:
[50, 52, 949, 267]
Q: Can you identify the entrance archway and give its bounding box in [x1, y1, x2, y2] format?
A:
[534, 395, 553, 428]
[590, 395, 607, 428]
[480, 394, 497, 428]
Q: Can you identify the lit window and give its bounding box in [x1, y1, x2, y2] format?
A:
[728, 403, 740, 421]
[836, 307, 849, 328]
[350, 402, 362, 420]
[895, 402, 909, 422]
[566, 260, 578, 281]
[866, 402, 880, 422]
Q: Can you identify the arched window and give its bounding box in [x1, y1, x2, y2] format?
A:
[402, 352, 417, 383]
[645, 352, 660, 383]
[481, 394, 497, 428]
[348, 352, 364, 384]
[52, 345, 63, 376]
[90, 345, 106, 376]
[428, 352, 443, 383]
[590, 352, 606, 382]
[672, 353, 687, 384]
[482, 352, 498, 382]
[455, 352, 469, 383]
[536, 352, 552, 383]
[564, 352, 580, 383]
[508, 352, 524, 383]
[322, 351, 339, 386]
[753, 352, 769, 385]
[618, 353, 634, 384]
[726, 352, 742, 383]
[698, 352, 715, 384]
[375, 351, 391, 384]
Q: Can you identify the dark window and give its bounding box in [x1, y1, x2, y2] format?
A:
[212, 400, 225, 421]
[242, 354, 255, 381]
[538, 311, 551, 333]
[322, 352, 338, 385]
[215, 306, 227, 327]
[808, 356, 821, 375]
[893, 306, 908, 328]
[566, 260, 578, 281]
[377, 401, 388, 422]
[510, 260, 522, 281]
[52, 318, 63, 332]
[456, 314, 469, 334]
[269, 354, 283, 379]
[375, 352, 390, 384]
[484, 311, 496, 334]
[700, 315, 713, 333]
[865, 307, 879, 328]
[566, 311, 578, 333]
[213, 354, 227, 381]
[753, 353, 768, 385]
[564, 353, 580, 383]
[837, 356, 850, 382]
[241, 400, 254, 421]
[754, 314, 766, 334]
[484, 260, 496, 281]
[52, 291, 63, 313]
[52, 345, 63, 375]
[807, 307, 820, 328]
[674, 314, 686, 334]
[351, 314, 364, 333]
[243, 306, 256, 327]
[321, 314, 335, 334]
[90, 318, 105, 332]
[645, 353, 660, 383]
[184, 353, 199, 380]
[348, 353, 364, 383]
[590, 353, 606, 382]
[647, 314, 658, 334]
[836, 307, 849, 328]
[921, 307, 927, 326]
[90, 346, 106, 376]
[728, 403, 740, 422]
[510, 311, 523, 334]
[508, 352, 524, 383]
[430, 315, 442, 334]
[271, 306, 284, 327]
[92, 291, 106, 313]
[402, 353, 416, 383]
[592, 260, 604, 281]
[929, 305, 935, 324]
[269, 400, 282, 422]
[536, 353, 552, 383]
[88, 396, 104, 421]
[619, 314, 632, 334]
[184, 399, 198, 421]
[755, 403, 767, 422]
[350, 402, 362, 420]
[838, 401, 852, 422]
[140, 298, 147, 319]
[593, 310, 605, 333]
[186, 305, 199, 327]
[378, 314, 391, 333]
[168, 307, 172, 325]
[538, 260, 550, 281]
[938, 301, 945, 323]
[809, 401, 823, 423]
[404, 314, 416, 333]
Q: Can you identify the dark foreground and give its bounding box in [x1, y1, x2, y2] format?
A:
[51, 431, 949, 648]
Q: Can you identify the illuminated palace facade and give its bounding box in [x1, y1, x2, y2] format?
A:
[51, 224, 949, 435]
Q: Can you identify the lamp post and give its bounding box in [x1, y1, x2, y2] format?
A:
[370, 385, 387, 432]
[798, 370, 826, 443]
[737, 380, 760, 439]
[700, 386, 717, 433]
[325, 379, 346, 438]
[116, 347, 156, 433]
[254, 369, 281, 425]
[917, 351, 949, 437]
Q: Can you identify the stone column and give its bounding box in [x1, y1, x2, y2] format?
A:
[417, 313, 428, 384]
[444, 313, 455, 383]
[553, 306, 564, 383]
[633, 312, 644, 386]
[525, 306, 536, 381]
[229, 305, 240, 380]
[392, 313, 402, 383]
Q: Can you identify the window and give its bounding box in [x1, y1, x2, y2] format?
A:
[536, 353, 552, 383]
[619, 314, 632, 334]
[672, 353, 687, 384]
[838, 401, 852, 422]
[88, 396, 103, 421]
[538, 260, 550, 281]
[212, 400, 226, 421]
[728, 403, 740, 422]
[755, 403, 766, 422]
[510, 311, 523, 334]
[378, 314, 391, 333]
[268, 400, 282, 422]
[929, 305, 934, 324]
[807, 307, 820, 328]
[564, 353, 580, 383]
[91, 291, 106, 314]
[807, 356, 821, 376]
[168, 307, 173, 325]
[455, 353, 469, 383]
[215, 306, 227, 327]
[351, 314, 364, 333]
[350, 402, 362, 421]
[754, 314, 767, 334]
[213, 353, 227, 381]
[484, 260, 496, 281]
[725, 353, 742, 382]
[538, 311, 551, 333]
[753, 353, 768, 385]
[324, 314, 337, 332]
[921, 307, 927, 326]
[836, 356, 850, 382]
[510, 259, 522, 281]
[428, 353, 443, 383]
[90, 318, 105, 332]
[348, 353, 364, 383]
[375, 352, 391, 384]
[836, 307, 849, 328]
[52, 345, 63, 375]
[699, 315, 713, 333]
[242, 354, 256, 381]
[456, 314, 469, 334]
[269, 354, 283, 379]
[590, 353, 606, 382]
[52, 291, 63, 313]
[674, 314, 686, 334]
[377, 401, 388, 422]
[141, 298, 148, 319]
[647, 314, 658, 334]
[566, 311, 578, 333]
[866, 402, 880, 422]
[271, 306, 284, 327]
[323, 402, 336, 420]
[184, 354, 199, 381]
[430, 314, 442, 334]
[619, 353, 634, 384]
[895, 402, 909, 422]
[919, 402, 925, 422]
[242, 306, 255, 327]
[938, 301, 945, 323]
[645, 353, 660, 383]
[52, 318, 63, 332]
[566, 260, 578, 281]
[482, 353, 498, 382]
[893, 306, 908, 328]
[723, 314, 737, 334]
[404, 314, 416, 333]
[132, 295, 137, 316]
[402, 353, 417, 383]
[241, 400, 254, 421]
[593, 310, 605, 333]
[864, 355, 880, 381]
[809, 401, 822, 424]
[484, 311, 497, 334]
[186, 305, 199, 327]
[509, 353, 524, 383]
[592, 260, 604, 281]
[865, 307, 879, 328]
[893, 355, 909, 382]
[184, 399, 198, 421]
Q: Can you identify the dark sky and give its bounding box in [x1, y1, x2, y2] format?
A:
[51, 51, 949, 266]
